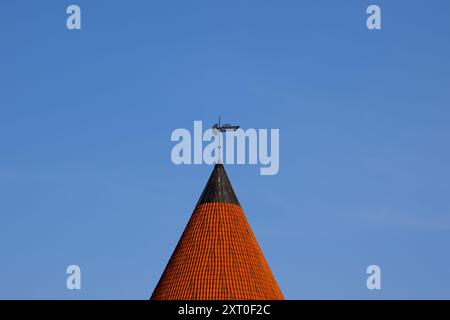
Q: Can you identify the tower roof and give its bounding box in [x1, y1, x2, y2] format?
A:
[151, 164, 283, 300]
[196, 163, 240, 207]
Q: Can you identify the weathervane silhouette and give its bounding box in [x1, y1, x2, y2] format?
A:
[212, 116, 240, 164]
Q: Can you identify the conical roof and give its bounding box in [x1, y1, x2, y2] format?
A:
[150, 164, 283, 300]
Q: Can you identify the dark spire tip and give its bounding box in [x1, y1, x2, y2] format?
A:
[196, 164, 240, 206]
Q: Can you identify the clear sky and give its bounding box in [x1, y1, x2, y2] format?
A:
[1, 0, 450, 299]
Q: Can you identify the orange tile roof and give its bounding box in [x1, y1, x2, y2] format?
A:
[151, 164, 283, 300]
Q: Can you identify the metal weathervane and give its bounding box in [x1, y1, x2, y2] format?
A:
[212, 117, 240, 164]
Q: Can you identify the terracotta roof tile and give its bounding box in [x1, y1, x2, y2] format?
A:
[151, 164, 283, 300]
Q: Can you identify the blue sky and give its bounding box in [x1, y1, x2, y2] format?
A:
[0, 0, 449, 299]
